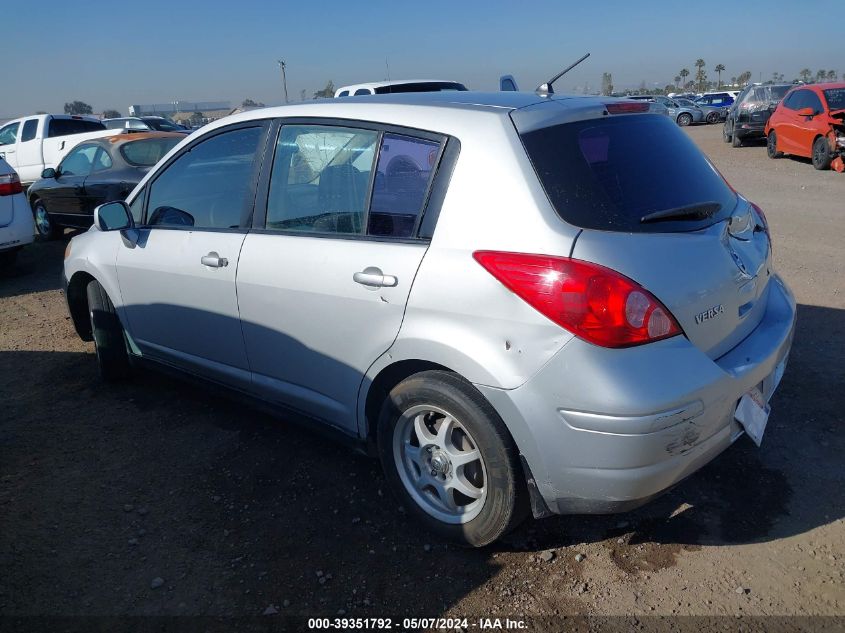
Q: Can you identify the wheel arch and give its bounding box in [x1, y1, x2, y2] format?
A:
[66, 271, 96, 341]
[362, 359, 451, 451]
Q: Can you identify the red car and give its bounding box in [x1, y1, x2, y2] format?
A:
[765, 82, 845, 170]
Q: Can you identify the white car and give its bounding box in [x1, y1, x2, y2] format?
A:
[0, 158, 34, 266]
[0, 114, 119, 185]
[334, 79, 467, 97]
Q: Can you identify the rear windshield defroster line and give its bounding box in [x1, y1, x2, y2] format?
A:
[519, 114, 737, 233]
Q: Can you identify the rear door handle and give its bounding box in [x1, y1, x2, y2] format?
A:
[201, 252, 228, 268]
[353, 267, 397, 288]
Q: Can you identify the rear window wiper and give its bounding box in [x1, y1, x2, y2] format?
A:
[640, 201, 722, 224]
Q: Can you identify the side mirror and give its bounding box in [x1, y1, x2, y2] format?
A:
[41, 168, 56, 179]
[796, 107, 815, 117]
[94, 200, 134, 232]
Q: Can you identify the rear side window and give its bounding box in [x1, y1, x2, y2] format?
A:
[354, 89, 371, 96]
[265, 125, 441, 238]
[520, 114, 737, 233]
[824, 88, 845, 110]
[120, 137, 182, 166]
[267, 125, 378, 235]
[369, 133, 439, 238]
[47, 118, 106, 137]
[21, 119, 38, 142]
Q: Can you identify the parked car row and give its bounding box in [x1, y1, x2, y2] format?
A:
[724, 82, 845, 171]
[627, 91, 735, 127]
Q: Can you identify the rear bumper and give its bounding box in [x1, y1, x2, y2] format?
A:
[477, 275, 796, 515]
[734, 120, 768, 138]
[0, 196, 35, 253]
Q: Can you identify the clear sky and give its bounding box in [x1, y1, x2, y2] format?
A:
[4, 0, 842, 118]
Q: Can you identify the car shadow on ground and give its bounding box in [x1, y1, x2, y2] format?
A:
[0, 230, 81, 300]
[1, 235, 842, 616]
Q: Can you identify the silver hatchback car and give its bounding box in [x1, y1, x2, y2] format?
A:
[63, 92, 795, 546]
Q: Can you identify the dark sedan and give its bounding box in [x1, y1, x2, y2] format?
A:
[28, 133, 183, 238]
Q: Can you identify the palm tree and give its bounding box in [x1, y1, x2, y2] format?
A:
[828, 70, 838, 82]
[799, 68, 812, 83]
[715, 64, 725, 88]
[674, 75, 681, 89]
[816, 69, 827, 83]
[679, 68, 690, 90]
[694, 59, 706, 92]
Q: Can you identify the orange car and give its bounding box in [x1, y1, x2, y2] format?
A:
[765, 82, 845, 170]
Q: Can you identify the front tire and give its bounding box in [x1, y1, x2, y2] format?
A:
[32, 200, 59, 240]
[86, 280, 130, 381]
[677, 113, 692, 127]
[812, 136, 832, 170]
[377, 370, 527, 547]
[767, 131, 783, 159]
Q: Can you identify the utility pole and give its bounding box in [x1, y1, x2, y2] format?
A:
[277, 60, 289, 104]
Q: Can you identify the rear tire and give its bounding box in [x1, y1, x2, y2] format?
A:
[731, 132, 743, 148]
[377, 370, 528, 547]
[722, 122, 733, 143]
[705, 111, 720, 124]
[812, 136, 832, 170]
[767, 131, 783, 159]
[32, 200, 59, 240]
[86, 280, 130, 381]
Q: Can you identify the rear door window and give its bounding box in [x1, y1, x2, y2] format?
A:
[21, 119, 38, 142]
[265, 124, 442, 239]
[266, 125, 378, 235]
[47, 118, 106, 137]
[518, 114, 737, 233]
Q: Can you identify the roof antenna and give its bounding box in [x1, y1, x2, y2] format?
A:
[385, 56, 391, 83]
[536, 53, 590, 97]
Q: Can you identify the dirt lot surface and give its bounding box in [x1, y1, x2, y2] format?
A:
[1, 125, 843, 630]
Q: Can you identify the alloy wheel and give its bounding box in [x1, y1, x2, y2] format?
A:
[392, 404, 487, 524]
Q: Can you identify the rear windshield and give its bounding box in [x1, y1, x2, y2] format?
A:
[47, 118, 105, 137]
[824, 88, 845, 111]
[746, 85, 791, 105]
[520, 114, 737, 232]
[120, 137, 182, 166]
[374, 82, 467, 94]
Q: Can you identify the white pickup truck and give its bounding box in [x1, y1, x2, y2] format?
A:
[0, 114, 120, 185]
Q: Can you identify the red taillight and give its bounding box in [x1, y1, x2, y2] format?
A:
[473, 251, 683, 348]
[605, 102, 650, 114]
[0, 173, 23, 196]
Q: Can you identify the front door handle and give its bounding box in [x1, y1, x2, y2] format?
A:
[353, 267, 398, 288]
[201, 252, 228, 268]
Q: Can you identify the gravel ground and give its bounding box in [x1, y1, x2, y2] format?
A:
[0, 124, 843, 628]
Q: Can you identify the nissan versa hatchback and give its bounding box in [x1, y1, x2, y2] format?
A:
[63, 92, 795, 546]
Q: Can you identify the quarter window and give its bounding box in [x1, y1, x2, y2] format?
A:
[369, 133, 439, 238]
[146, 126, 263, 229]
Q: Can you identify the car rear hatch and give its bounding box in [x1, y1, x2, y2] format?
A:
[513, 109, 772, 359]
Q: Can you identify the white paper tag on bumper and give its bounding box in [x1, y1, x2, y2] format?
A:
[735, 388, 770, 447]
